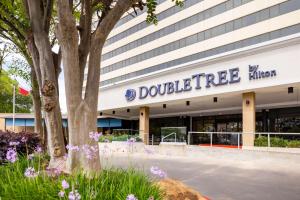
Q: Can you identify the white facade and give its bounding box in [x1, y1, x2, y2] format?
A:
[90, 0, 300, 119]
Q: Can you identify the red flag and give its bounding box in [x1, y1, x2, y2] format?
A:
[19, 87, 29, 96]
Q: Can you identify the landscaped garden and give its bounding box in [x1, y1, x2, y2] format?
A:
[1, 130, 208, 200]
[0, 131, 164, 200]
[0, 156, 163, 200]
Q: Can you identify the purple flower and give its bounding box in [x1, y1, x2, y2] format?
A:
[90, 145, 98, 152]
[58, 190, 65, 198]
[66, 144, 80, 152]
[126, 194, 138, 200]
[104, 138, 110, 143]
[68, 190, 81, 200]
[89, 132, 102, 142]
[82, 144, 98, 160]
[6, 148, 18, 163]
[21, 137, 27, 143]
[63, 153, 68, 160]
[62, 179, 69, 189]
[35, 146, 42, 153]
[45, 167, 61, 177]
[54, 168, 62, 175]
[24, 167, 38, 178]
[28, 153, 34, 160]
[150, 166, 167, 178]
[9, 141, 20, 146]
[127, 137, 136, 145]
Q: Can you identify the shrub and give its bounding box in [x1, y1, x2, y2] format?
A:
[271, 137, 288, 147]
[99, 134, 142, 142]
[0, 156, 163, 200]
[287, 140, 300, 148]
[254, 136, 268, 147]
[254, 136, 300, 148]
[0, 130, 41, 164]
[255, 136, 288, 147]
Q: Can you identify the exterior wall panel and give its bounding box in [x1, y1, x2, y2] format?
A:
[98, 42, 300, 110]
[100, 11, 300, 81]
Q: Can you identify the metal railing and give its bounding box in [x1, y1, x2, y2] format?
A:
[161, 132, 177, 142]
[151, 134, 154, 146]
[188, 132, 300, 148]
[149, 134, 161, 145]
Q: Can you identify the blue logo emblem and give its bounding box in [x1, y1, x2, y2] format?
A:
[125, 89, 136, 101]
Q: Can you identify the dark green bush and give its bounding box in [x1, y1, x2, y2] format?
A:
[0, 131, 41, 164]
[287, 140, 300, 148]
[254, 136, 300, 148]
[254, 136, 268, 147]
[271, 137, 288, 147]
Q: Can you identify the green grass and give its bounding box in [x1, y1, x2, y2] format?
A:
[0, 156, 163, 200]
[255, 136, 300, 148]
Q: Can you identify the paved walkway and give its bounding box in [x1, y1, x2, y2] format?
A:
[101, 148, 300, 200]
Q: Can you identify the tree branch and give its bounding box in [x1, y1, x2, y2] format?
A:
[78, 0, 92, 89]
[0, 1, 27, 34]
[85, 0, 139, 103]
[0, 14, 26, 41]
[42, 0, 53, 34]
[26, 31, 42, 88]
[56, 0, 82, 103]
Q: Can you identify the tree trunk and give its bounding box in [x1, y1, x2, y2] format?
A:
[30, 67, 44, 144]
[56, 0, 136, 174]
[26, 1, 66, 166]
[67, 103, 100, 173]
[56, 0, 100, 173]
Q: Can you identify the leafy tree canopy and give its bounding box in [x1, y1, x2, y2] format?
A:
[0, 70, 32, 113]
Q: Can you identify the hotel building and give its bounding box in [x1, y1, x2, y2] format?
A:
[88, 0, 300, 145]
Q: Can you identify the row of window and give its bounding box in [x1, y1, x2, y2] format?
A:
[105, 0, 203, 47]
[101, 0, 300, 75]
[114, 0, 167, 28]
[99, 23, 300, 87]
[102, 0, 253, 61]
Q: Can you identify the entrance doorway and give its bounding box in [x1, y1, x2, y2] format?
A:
[161, 127, 187, 142]
[217, 123, 226, 132]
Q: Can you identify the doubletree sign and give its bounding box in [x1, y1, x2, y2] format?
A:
[125, 65, 277, 101]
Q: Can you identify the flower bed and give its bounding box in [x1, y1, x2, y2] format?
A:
[0, 155, 163, 200]
[1, 131, 209, 199]
[0, 131, 165, 200]
[0, 130, 41, 164]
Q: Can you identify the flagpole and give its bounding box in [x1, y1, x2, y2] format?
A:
[13, 85, 15, 131]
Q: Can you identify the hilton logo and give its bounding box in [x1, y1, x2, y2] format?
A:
[249, 65, 276, 80]
[125, 89, 136, 101]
